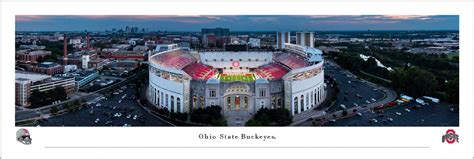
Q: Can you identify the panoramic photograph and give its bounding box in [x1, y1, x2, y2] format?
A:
[15, 15, 459, 127]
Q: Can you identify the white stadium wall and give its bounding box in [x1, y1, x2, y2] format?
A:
[200, 52, 273, 68]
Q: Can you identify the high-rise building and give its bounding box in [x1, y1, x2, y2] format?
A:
[82, 55, 90, 69]
[296, 32, 314, 48]
[276, 31, 290, 49]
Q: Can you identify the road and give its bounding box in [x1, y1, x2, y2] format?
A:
[292, 60, 398, 126]
[325, 60, 393, 112]
[15, 92, 100, 122]
[295, 60, 457, 127]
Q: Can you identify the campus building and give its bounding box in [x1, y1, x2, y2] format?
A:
[15, 71, 76, 106]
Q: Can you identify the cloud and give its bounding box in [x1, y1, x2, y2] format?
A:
[247, 16, 278, 23]
[16, 15, 46, 22]
[382, 15, 432, 20]
[15, 15, 458, 31]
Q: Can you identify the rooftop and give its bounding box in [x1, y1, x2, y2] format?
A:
[15, 71, 51, 84]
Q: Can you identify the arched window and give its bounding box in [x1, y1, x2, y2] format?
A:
[161, 92, 164, 106]
[316, 90, 319, 103]
[317, 88, 320, 103]
[165, 94, 168, 108]
[294, 97, 298, 115]
[157, 90, 160, 106]
[300, 95, 304, 112]
[200, 96, 204, 108]
[271, 96, 276, 109]
[170, 96, 174, 112]
[314, 89, 317, 105]
[227, 96, 231, 110]
[193, 96, 197, 109]
[235, 96, 241, 110]
[306, 93, 309, 107]
[244, 96, 249, 110]
[177, 97, 181, 112]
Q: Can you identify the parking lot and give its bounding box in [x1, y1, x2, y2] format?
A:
[323, 101, 459, 126]
[34, 84, 172, 126]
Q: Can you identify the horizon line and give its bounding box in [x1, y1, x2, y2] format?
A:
[15, 29, 460, 32]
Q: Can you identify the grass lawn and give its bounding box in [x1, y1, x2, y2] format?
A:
[219, 74, 255, 83]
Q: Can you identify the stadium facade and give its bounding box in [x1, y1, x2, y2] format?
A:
[147, 33, 326, 121]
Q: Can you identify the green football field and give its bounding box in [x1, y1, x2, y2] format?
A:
[219, 74, 256, 83]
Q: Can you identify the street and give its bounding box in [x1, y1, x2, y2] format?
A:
[292, 60, 397, 126]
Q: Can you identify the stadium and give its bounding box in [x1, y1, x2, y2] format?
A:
[147, 34, 326, 125]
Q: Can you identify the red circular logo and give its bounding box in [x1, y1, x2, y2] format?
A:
[444, 129, 458, 144]
[232, 61, 240, 67]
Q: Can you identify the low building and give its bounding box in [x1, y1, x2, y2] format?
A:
[15, 71, 76, 107]
[74, 71, 99, 88]
[27, 62, 64, 75]
[100, 51, 145, 61]
[16, 50, 52, 63]
[133, 45, 149, 52]
[64, 65, 78, 73]
[248, 38, 261, 48]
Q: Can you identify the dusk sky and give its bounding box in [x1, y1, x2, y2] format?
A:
[16, 15, 459, 32]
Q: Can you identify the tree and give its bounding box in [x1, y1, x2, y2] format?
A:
[190, 106, 227, 126]
[50, 106, 59, 114]
[73, 100, 81, 106]
[342, 110, 348, 116]
[390, 67, 438, 97]
[245, 119, 262, 126]
[271, 108, 292, 126]
[445, 78, 459, 104]
[53, 87, 68, 101]
[30, 90, 44, 106]
[245, 108, 292, 126]
[29, 87, 68, 107]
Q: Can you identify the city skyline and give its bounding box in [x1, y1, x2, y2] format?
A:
[16, 15, 459, 32]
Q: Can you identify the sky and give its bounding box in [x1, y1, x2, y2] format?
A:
[15, 15, 459, 32]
